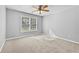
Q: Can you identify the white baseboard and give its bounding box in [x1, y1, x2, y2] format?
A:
[7, 35, 28, 40]
[0, 40, 6, 52]
[7, 33, 43, 40]
[55, 36, 79, 44]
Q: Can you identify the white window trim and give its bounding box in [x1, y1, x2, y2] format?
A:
[29, 17, 31, 32]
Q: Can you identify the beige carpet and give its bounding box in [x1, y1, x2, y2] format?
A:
[1, 35, 79, 53]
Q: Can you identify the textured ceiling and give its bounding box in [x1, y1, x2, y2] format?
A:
[6, 5, 76, 16]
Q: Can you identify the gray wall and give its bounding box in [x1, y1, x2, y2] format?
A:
[0, 5, 6, 50]
[6, 8, 43, 38]
[43, 6, 79, 42]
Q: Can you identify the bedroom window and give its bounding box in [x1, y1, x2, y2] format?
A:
[21, 16, 37, 32]
[30, 18, 37, 31]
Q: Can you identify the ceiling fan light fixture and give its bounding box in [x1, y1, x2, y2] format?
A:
[32, 5, 49, 14]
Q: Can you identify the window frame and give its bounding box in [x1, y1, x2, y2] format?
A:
[21, 16, 37, 33]
[30, 17, 37, 32]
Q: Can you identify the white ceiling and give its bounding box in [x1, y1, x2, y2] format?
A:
[6, 5, 76, 16]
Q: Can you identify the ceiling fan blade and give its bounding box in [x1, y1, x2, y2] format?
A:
[42, 10, 49, 12]
[32, 10, 39, 12]
[43, 5, 48, 9]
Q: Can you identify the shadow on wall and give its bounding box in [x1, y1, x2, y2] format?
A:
[48, 28, 56, 38]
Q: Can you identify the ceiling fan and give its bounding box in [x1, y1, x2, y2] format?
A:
[32, 5, 49, 14]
